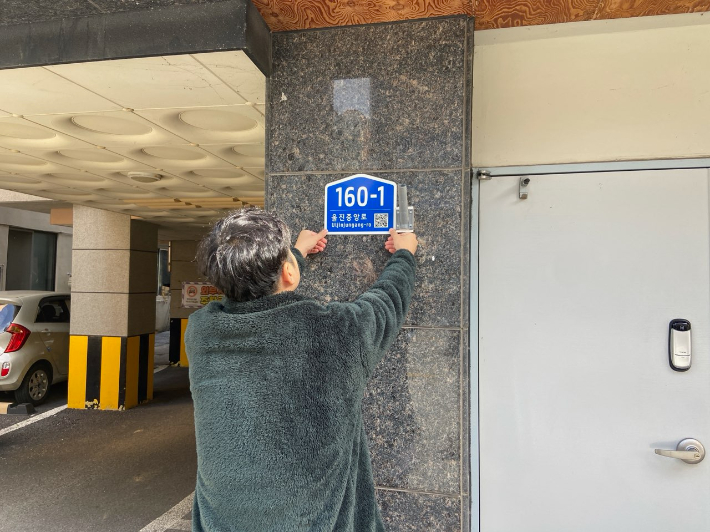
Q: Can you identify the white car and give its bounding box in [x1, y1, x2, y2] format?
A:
[0, 292, 70, 405]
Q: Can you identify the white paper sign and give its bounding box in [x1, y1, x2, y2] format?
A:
[181, 281, 224, 308]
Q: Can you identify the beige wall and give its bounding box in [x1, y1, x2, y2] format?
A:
[71, 206, 157, 337]
[472, 13, 710, 168]
[169, 240, 205, 320]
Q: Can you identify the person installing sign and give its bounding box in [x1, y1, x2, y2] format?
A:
[185, 207, 418, 532]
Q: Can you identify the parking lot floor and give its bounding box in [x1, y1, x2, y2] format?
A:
[0, 332, 198, 532]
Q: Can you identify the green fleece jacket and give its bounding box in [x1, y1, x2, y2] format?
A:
[185, 248, 416, 532]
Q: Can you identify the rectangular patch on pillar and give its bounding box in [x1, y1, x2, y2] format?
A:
[169, 318, 182, 364]
[124, 336, 140, 409]
[99, 337, 122, 410]
[68, 336, 88, 409]
[138, 333, 150, 404]
[147, 333, 155, 401]
[84, 336, 103, 407]
[117, 337, 127, 408]
[180, 318, 189, 367]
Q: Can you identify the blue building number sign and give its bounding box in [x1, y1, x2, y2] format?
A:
[324, 174, 396, 234]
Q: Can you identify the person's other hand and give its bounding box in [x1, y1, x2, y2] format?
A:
[385, 229, 418, 255]
[295, 229, 328, 256]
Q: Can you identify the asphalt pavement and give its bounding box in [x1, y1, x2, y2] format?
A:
[0, 332, 198, 532]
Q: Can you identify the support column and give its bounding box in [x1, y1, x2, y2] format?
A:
[68, 206, 158, 410]
[267, 17, 474, 530]
[168, 240, 205, 366]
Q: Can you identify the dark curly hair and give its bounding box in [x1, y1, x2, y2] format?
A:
[196, 208, 292, 302]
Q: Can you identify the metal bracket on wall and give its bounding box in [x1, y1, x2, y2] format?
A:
[476, 169, 492, 181]
[395, 184, 414, 232]
[519, 177, 531, 199]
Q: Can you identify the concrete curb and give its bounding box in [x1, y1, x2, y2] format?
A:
[0, 402, 35, 415]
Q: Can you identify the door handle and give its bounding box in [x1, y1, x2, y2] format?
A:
[654, 438, 705, 464]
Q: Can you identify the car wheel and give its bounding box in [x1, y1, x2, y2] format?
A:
[14, 363, 52, 406]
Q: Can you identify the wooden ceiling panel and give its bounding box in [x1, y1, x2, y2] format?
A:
[252, 0, 473, 32]
[252, 0, 710, 31]
[596, 0, 710, 19]
[474, 0, 598, 30]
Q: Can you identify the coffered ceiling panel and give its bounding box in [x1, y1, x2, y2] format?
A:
[18, 148, 142, 173]
[27, 111, 187, 148]
[0, 117, 95, 150]
[0, 51, 267, 231]
[0, 67, 119, 116]
[243, 167, 265, 179]
[36, 172, 112, 188]
[106, 145, 234, 171]
[191, 51, 267, 104]
[0, 174, 48, 191]
[134, 105, 264, 145]
[47, 55, 250, 109]
[0, 151, 71, 175]
[199, 144, 266, 168]
[174, 168, 263, 188]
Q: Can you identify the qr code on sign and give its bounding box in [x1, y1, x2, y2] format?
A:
[374, 213, 389, 228]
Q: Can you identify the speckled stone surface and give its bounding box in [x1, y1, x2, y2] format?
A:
[269, 17, 468, 174]
[376, 490, 461, 532]
[364, 328, 461, 494]
[0, 0, 102, 25]
[268, 170, 463, 328]
[267, 16, 473, 530]
[91, 0, 215, 12]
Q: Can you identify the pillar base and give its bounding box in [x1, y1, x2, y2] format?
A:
[68, 334, 154, 410]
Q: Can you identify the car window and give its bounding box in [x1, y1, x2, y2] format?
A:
[0, 303, 19, 331]
[36, 300, 70, 324]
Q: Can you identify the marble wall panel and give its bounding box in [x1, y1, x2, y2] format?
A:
[268, 16, 472, 530]
[364, 328, 461, 494]
[268, 170, 463, 328]
[269, 18, 467, 174]
[376, 490, 461, 532]
[91, 0, 215, 12]
[0, 0, 102, 25]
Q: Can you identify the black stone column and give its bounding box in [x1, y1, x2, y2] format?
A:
[267, 17, 473, 531]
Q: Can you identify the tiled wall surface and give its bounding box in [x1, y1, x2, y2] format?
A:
[267, 17, 473, 531]
[71, 206, 158, 337]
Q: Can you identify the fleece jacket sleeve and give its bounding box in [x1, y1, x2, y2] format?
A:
[350, 249, 417, 377]
[291, 247, 306, 274]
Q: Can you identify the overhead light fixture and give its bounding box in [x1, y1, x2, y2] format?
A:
[128, 171, 163, 184]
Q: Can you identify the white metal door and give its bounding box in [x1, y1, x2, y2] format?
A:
[479, 169, 710, 531]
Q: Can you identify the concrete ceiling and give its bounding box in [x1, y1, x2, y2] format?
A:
[252, 0, 710, 31]
[0, 51, 265, 235]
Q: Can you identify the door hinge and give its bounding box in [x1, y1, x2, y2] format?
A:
[476, 169, 492, 181]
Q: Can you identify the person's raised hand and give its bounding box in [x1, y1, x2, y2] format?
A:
[385, 228, 418, 255]
[295, 229, 328, 256]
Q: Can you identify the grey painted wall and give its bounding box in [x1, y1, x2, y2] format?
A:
[267, 17, 474, 531]
[0, 207, 73, 291]
[56, 233, 73, 292]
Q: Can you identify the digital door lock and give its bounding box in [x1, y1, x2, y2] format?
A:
[669, 319, 691, 372]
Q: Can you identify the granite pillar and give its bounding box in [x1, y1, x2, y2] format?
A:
[68, 206, 158, 409]
[267, 17, 473, 531]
